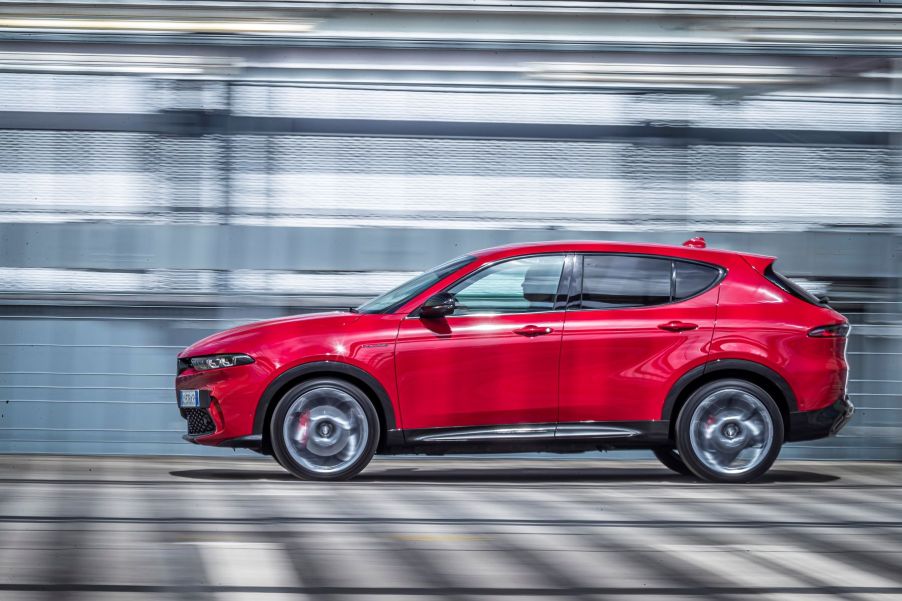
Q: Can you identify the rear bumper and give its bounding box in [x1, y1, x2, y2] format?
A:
[787, 395, 854, 442]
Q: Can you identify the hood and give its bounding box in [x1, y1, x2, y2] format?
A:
[179, 311, 359, 357]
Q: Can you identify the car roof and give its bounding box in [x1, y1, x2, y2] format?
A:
[470, 240, 773, 266]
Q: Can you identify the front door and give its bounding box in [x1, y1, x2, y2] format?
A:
[396, 254, 567, 431]
[558, 253, 720, 424]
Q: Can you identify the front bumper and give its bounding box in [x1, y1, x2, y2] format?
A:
[175, 360, 270, 447]
[182, 433, 263, 450]
[787, 395, 854, 443]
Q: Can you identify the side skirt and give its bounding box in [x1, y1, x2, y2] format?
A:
[382, 421, 670, 456]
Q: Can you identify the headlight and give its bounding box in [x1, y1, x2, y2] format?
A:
[189, 354, 254, 371]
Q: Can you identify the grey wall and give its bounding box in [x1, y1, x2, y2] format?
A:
[0, 0, 899, 458]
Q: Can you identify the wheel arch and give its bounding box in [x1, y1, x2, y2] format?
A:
[254, 361, 397, 454]
[662, 359, 797, 438]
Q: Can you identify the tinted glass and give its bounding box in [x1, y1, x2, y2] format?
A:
[356, 255, 475, 314]
[674, 261, 720, 300]
[580, 255, 671, 309]
[765, 265, 824, 306]
[447, 255, 565, 315]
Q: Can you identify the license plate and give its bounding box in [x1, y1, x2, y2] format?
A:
[179, 390, 201, 408]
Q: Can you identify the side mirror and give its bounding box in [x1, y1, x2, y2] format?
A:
[419, 292, 456, 318]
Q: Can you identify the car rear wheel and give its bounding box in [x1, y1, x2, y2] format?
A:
[652, 446, 693, 476]
[675, 379, 783, 483]
[270, 378, 379, 481]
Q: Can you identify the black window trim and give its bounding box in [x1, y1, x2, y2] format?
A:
[670, 260, 678, 301]
[569, 252, 726, 312]
[408, 252, 573, 318]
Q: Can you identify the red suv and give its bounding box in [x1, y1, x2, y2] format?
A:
[176, 240, 852, 482]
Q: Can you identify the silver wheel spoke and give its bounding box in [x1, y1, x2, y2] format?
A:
[744, 418, 765, 444]
[716, 446, 745, 470]
[282, 387, 368, 474]
[689, 388, 774, 476]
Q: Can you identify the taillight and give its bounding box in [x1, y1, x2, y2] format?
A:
[808, 323, 850, 338]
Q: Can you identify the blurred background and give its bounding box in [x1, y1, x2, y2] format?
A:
[0, 0, 899, 459]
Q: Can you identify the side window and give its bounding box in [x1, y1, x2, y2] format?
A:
[447, 255, 565, 315]
[580, 255, 671, 309]
[674, 261, 720, 300]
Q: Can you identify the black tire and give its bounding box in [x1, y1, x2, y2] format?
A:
[270, 378, 379, 481]
[652, 446, 693, 476]
[271, 452, 288, 469]
[675, 379, 784, 483]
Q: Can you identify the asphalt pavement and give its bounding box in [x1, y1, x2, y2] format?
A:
[0, 454, 900, 600]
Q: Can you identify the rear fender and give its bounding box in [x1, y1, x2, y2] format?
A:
[662, 359, 798, 422]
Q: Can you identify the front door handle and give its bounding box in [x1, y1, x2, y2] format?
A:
[513, 325, 553, 337]
[658, 321, 698, 332]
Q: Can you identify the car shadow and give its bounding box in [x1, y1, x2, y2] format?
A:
[171, 469, 297, 481]
[169, 466, 839, 484]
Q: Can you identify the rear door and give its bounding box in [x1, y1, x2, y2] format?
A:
[558, 254, 721, 424]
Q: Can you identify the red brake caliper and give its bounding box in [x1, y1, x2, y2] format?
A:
[297, 411, 309, 445]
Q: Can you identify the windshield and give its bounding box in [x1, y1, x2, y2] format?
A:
[356, 255, 476, 314]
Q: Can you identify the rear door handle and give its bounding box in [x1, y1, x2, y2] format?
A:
[658, 321, 698, 332]
[513, 325, 553, 337]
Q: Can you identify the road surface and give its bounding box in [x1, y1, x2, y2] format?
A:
[0, 455, 900, 600]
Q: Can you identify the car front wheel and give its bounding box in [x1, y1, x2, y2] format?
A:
[270, 378, 379, 481]
[675, 379, 783, 483]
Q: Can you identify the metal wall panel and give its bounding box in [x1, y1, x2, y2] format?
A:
[0, 38, 899, 459]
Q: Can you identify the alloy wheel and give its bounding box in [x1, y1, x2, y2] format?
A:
[271, 378, 379, 481]
[689, 388, 774, 475]
[676, 379, 783, 483]
[282, 386, 369, 474]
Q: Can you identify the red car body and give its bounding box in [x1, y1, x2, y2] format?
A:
[176, 240, 852, 462]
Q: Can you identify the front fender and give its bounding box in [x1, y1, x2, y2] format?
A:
[252, 360, 398, 436]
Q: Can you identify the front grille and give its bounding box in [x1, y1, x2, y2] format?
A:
[177, 357, 191, 374]
[183, 408, 215, 435]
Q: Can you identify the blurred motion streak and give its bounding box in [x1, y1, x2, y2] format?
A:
[0, 0, 899, 459]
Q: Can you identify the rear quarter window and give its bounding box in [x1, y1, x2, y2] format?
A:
[674, 261, 721, 300]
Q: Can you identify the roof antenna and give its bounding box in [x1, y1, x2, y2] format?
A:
[682, 237, 706, 249]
